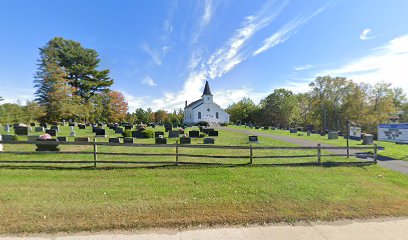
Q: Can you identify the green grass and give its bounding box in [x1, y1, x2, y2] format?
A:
[228, 125, 408, 161]
[0, 126, 407, 233]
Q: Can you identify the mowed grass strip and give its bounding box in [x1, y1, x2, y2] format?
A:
[0, 127, 407, 233]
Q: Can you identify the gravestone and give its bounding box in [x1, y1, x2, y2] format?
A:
[74, 137, 90, 142]
[123, 137, 134, 144]
[155, 137, 167, 144]
[255, 126, 260, 130]
[35, 139, 59, 152]
[189, 130, 200, 138]
[95, 128, 106, 136]
[40, 123, 48, 128]
[69, 122, 76, 127]
[28, 135, 40, 142]
[15, 126, 28, 135]
[328, 131, 339, 140]
[2, 134, 15, 141]
[208, 130, 218, 137]
[307, 131, 311, 136]
[115, 127, 124, 134]
[50, 125, 59, 132]
[85, 123, 91, 127]
[78, 124, 86, 129]
[168, 130, 179, 138]
[320, 131, 326, 136]
[155, 131, 164, 138]
[199, 126, 203, 132]
[109, 138, 120, 143]
[248, 135, 258, 142]
[202, 128, 214, 134]
[70, 126, 74, 131]
[35, 127, 45, 132]
[165, 126, 172, 132]
[4, 124, 10, 133]
[263, 126, 269, 130]
[125, 125, 133, 130]
[92, 126, 99, 133]
[46, 129, 57, 136]
[180, 137, 191, 144]
[363, 134, 374, 145]
[203, 138, 215, 144]
[57, 136, 67, 142]
[70, 131, 76, 137]
[132, 131, 143, 138]
[30, 123, 36, 127]
[289, 129, 297, 134]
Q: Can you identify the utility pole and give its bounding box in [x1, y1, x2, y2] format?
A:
[346, 118, 350, 158]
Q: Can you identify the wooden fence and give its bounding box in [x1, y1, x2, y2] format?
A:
[0, 140, 378, 167]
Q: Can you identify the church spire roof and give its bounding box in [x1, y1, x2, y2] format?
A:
[202, 81, 213, 96]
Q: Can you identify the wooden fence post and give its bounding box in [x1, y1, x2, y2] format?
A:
[249, 144, 253, 164]
[93, 138, 97, 168]
[317, 143, 321, 164]
[176, 140, 179, 165]
[373, 144, 378, 164]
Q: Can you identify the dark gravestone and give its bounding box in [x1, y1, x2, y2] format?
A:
[338, 131, 344, 137]
[263, 126, 269, 130]
[168, 130, 179, 138]
[95, 128, 106, 136]
[30, 123, 36, 127]
[255, 126, 260, 130]
[50, 125, 59, 132]
[199, 126, 203, 132]
[92, 126, 99, 133]
[328, 131, 339, 140]
[40, 123, 48, 128]
[271, 127, 276, 130]
[155, 138, 167, 144]
[132, 131, 143, 139]
[98, 123, 103, 127]
[289, 129, 297, 133]
[57, 136, 67, 142]
[69, 122, 75, 127]
[363, 134, 374, 145]
[35, 139, 59, 152]
[155, 131, 164, 138]
[320, 132, 326, 136]
[208, 130, 219, 136]
[28, 135, 40, 142]
[15, 127, 29, 135]
[189, 130, 200, 138]
[85, 123, 91, 127]
[109, 138, 120, 143]
[202, 128, 214, 134]
[165, 126, 172, 132]
[78, 124, 86, 129]
[35, 127, 45, 132]
[46, 129, 57, 136]
[2, 134, 15, 141]
[249, 135, 258, 142]
[115, 127, 124, 134]
[125, 125, 133, 130]
[203, 138, 215, 144]
[123, 137, 134, 144]
[74, 137, 90, 142]
[180, 137, 191, 144]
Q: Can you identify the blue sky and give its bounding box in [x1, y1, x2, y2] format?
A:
[0, 0, 407, 111]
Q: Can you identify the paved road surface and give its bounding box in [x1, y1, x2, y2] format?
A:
[2, 218, 407, 240]
[221, 127, 408, 174]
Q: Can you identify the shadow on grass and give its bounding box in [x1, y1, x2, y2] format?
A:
[0, 160, 375, 171]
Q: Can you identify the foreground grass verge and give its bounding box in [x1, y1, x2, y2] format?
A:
[0, 164, 407, 234]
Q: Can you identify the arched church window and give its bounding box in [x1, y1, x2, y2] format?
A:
[216, 112, 219, 119]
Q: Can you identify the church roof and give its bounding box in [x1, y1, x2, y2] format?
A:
[185, 99, 202, 109]
[202, 81, 213, 96]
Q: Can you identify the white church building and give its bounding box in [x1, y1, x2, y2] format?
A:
[184, 81, 230, 124]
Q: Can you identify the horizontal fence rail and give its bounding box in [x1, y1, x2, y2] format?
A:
[0, 140, 378, 167]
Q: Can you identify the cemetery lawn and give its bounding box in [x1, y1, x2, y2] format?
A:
[0, 127, 408, 233]
[228, 125, 408, 161]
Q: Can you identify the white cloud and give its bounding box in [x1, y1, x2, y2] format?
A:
[201, 0, 213, 27]
[120, 91, 150, 112]
[141, 43, 162, 66]
[141, 76, 157, 86]
[253, 4, 327, 56]
[213, 87, 268, 108]
[318, 34, 408, 93]
[360, 28, 373, 40]
[294, 64, 313, 71]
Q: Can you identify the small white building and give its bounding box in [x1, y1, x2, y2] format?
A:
[184, 81, 230, 124]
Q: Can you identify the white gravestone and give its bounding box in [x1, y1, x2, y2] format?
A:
[4, 124, 10, 133]
[70, 131, 76, 137]
[0, 135, 3, 151]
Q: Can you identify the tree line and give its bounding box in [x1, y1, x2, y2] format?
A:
[226, 76, 408, 133]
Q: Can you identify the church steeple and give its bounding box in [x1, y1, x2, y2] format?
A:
[202, 81, 213, 96]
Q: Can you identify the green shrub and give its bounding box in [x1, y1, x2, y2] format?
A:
[122, 129, 132, 138]
[142, 129, 154, 138]
[197, 121, 209, 127]
[199, 132, 207, 138]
